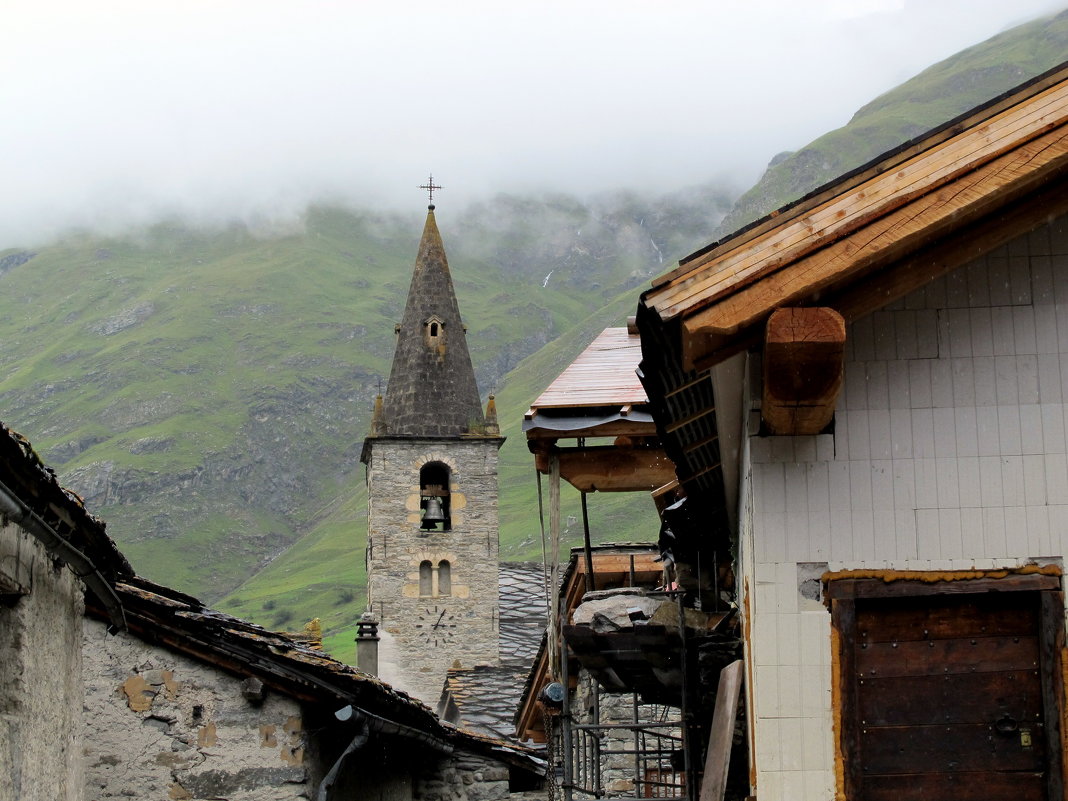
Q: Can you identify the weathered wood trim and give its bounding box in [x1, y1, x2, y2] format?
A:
[680, 124, 1068, 371]
[653, 80, 1068, 320]
[535, 446, 676, 492]
[1039, 590, 1066, 801]
[699, 659, 744, 801]
[826, 573, 1061, 601]
[830, 598, 860, 800]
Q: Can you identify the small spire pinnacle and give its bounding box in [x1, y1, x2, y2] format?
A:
[419, 174, 442, 209]
[484, 395, 500, 436]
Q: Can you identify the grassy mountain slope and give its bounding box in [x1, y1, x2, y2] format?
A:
[718, 8, 1068, 236]
[218, 286, 662, 659]
[0, 186, 732, 632]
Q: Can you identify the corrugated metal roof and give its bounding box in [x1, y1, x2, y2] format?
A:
[529, 328, 647, 410]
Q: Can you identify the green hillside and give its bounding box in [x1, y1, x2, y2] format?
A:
[0, 188, 732, 660]
[2, 7, 1061, 662]
[718, 8, 1068, 236]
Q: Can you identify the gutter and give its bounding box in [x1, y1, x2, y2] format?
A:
[0, 478, 126, 632]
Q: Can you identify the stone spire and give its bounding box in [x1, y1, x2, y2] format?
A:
[377, 207, 485, 437]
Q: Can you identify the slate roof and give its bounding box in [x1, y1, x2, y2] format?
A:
[0, 421, 131, 629]
[374, 207, 487, 438]
[0, 421, 131, 582]
[441, 563, 547, 740]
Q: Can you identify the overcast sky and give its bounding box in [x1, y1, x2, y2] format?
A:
[3, 0, 1065, 246]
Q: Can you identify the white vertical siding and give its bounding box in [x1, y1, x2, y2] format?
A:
[740, 213, 1068, 799]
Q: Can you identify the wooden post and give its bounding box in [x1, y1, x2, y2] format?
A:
[699, 659, 744, 801]
[548, 453, 562, 678]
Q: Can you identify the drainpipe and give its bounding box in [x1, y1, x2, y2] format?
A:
[316, 703, 453, 801]
[0, 478, 126, 632]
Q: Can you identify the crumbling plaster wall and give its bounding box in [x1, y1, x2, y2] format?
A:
[82, 617, 315, 800]
[0, 521, 85, 801]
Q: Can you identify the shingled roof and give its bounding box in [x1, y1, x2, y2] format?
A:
[374, 207, 486, 438]
[0, 420, 132, 627]
[439, 563, 547, 740]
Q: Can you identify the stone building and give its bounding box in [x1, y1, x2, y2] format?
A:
[0, 418, 543, 801]
[362, 204, 505, 704]
[82, 576, 543, 801]
[0, 421, 129, 801]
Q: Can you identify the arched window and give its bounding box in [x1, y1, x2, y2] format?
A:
[419, 561, 433, 596]
[419, 462, 451, 531]
[438, 560, 451, 596]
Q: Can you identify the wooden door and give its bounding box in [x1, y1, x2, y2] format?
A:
[830, 579, 1064, 801]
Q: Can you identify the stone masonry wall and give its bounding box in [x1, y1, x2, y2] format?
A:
[414, 749, 511, 801]
[0, 521, 85, 801]
[83, 617, 314, 800]
[366, 437, 501, 704]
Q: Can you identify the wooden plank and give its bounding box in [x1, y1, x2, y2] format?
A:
[855, 595, 1038, 642]
[682, 125, 1068, 350]
[658, 62, 1068, 285]
[860, 771, 1046, 801]
[832, 170, 1068, 323]
[832, 598, 863, 798]
[1038, 590, 1065, 801]
[552, 446, 677, 493]
[858, 670, 1043, 726]
[857, 635, 1039, 678]
[651, 81, 1068, 320]
[698, 659, 743, 801]
[860, 722, 1045, 774]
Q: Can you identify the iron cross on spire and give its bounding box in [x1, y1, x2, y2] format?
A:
[419, 174, 442, 207]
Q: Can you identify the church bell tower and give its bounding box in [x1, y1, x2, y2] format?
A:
[360, 199, 503, 704]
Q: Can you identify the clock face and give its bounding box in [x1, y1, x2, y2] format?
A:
[415, 605, 457, 646]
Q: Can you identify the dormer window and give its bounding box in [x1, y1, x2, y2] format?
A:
[424, 315, 445, 350]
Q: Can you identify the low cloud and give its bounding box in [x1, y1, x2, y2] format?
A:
[2, 0, 1064, 246]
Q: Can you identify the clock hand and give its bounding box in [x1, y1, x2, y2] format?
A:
[433, 609, 447, 629]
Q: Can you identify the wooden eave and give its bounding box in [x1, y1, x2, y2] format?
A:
[641, 61, 1068, 372]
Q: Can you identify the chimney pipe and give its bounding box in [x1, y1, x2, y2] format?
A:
[355, 611, 380, 676]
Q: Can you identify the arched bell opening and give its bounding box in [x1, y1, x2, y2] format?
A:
[419, 462, 451, 531]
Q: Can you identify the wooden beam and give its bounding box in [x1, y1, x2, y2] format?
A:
[683, 124, 1068, 355]
[555, 446, 677, 492]
[652, 81, 1068, 322]
[699, 659, 744, 801]
[761, 307, 845, 436]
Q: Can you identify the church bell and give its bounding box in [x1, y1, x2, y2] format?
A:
[423, 496, 445, 523]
